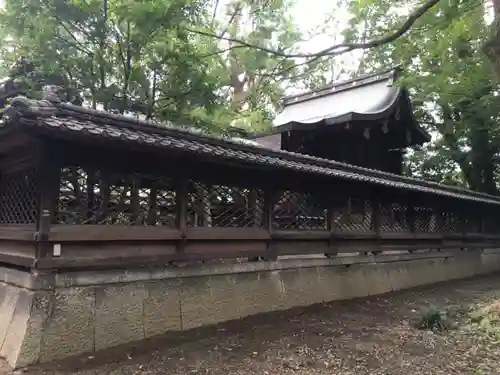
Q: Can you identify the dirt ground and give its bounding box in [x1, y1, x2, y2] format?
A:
[4, 274, 500, 375]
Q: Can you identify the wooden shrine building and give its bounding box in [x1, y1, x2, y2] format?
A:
[252, 67, 430, 175]
[0, 70, 497, 272]
[3, 66, 500, 370]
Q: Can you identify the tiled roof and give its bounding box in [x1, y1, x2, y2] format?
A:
[275, 69, 400, 128]
[273, 68, 431, 146]
[3, 95, 500, 205]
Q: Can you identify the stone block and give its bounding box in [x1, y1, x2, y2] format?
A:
[15, 291, 51, 368]
[2, 290, 50, 368]
[315, 266, 342, 302]
[143, 280, 182, 337]
[0, 285, 19, 349]
[362, 265, 392, 296]
[279, 267, 323, 309]
[233, 271, 285, 318]
[39, 287, 95, 362]
[386, 262, 414, 291]
[181, 274, 242, 330]
[337, 265, 369, 299]
[94, 283, 146, 351]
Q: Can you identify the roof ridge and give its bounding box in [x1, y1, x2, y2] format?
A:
[282, 66, 401, 106]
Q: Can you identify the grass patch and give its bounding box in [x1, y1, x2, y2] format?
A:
[415, 306, 451, 332]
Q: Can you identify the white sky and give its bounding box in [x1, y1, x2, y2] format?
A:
[287, 0, 363, 92]
[292, 0, 347, 53]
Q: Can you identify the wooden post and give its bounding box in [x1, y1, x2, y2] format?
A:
[248, 188, 263, 227]
[460, 206, 468, 237]
[370, 193, 381, 255]
[146, 181, 158, 225]
[35, 146, 61, 263]
[86, 168, 96, 222]
[176, 177, 189, 253]
[262, 187, 276, 261]
[432, 205, 442, 234]
[97, 172, 110, 224]
[325, 200, 338, 258]
[435, 201, 446, 252]
[407, 199, 416, 234]
[195, 183, 212, 227]
[371, 198, 381, 237]
[130, 179, 139, 224]
[480, 211, 486, 234]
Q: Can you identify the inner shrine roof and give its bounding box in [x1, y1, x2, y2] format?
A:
[273, 67, 430, 143]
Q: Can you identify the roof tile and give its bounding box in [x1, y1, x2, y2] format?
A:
[3, 97, 500, 205]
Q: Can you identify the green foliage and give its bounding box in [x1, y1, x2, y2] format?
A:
[415, 306, 450, 332]
[0, 0, 224, 126]
[0, 0, 310, 132]
[345, 0, 500, 194]
[200, 0, 313, 130]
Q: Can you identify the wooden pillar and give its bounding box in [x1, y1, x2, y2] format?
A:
[248, 188, 263, 227]
[405, 196, 417, 254]
[431, 207, 440, 233]
[371, 197, 381, 236]
[479, 209, 486, 234]
[346, 198, 353, 230]
[370, 193, 381, 255]
[407, 199, 416, 233]
[363, 200, 371, 230]
[195, 183, 212, 227]
[130, 179, 140, 224]
[262, 188, 276, 261]
[325, 199, 338, 257]
[176, 177, 189, 253]
[146, 182, 158, 225]
[35, 146, 61, 262]
[434, 201, 446, 252]
[460, 206, 468, 236]
[86, 169, 96, 222]
[97, 172, 110, 224]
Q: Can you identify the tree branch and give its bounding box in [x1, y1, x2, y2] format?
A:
[186, 0, 442, 58]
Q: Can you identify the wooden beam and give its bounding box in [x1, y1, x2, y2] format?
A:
[0, 225, 36, 241]
[262, 188, 277, 260]
[49, 225, 182, 242]
[35, 145, 61, 259]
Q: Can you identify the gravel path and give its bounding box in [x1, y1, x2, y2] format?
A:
[4, 274, 500, 375]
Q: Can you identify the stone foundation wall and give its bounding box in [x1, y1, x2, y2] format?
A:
[1, 249, 500, 368]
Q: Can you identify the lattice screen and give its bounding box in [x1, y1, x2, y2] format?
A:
[440, 211, 462, 233]
[56, 167, 176, 226]
[331, 198, 372, 233]
[272, 190, 327, 230]
[0, 167, 39, 224]
[414, 206, 438, 232]
[380, 203, 409, 232]
[187, 181, 264, 228]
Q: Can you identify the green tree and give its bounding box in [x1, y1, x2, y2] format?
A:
[0, 0, 312, 134]
[200, 0, 316, 131]
[0, 0, 232, 130]
[345, 0, 500, 194]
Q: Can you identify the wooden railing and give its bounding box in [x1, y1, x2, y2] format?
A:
[0, 164, 498, 271]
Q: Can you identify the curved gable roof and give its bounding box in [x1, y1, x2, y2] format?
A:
[273, 68, 430, 143]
